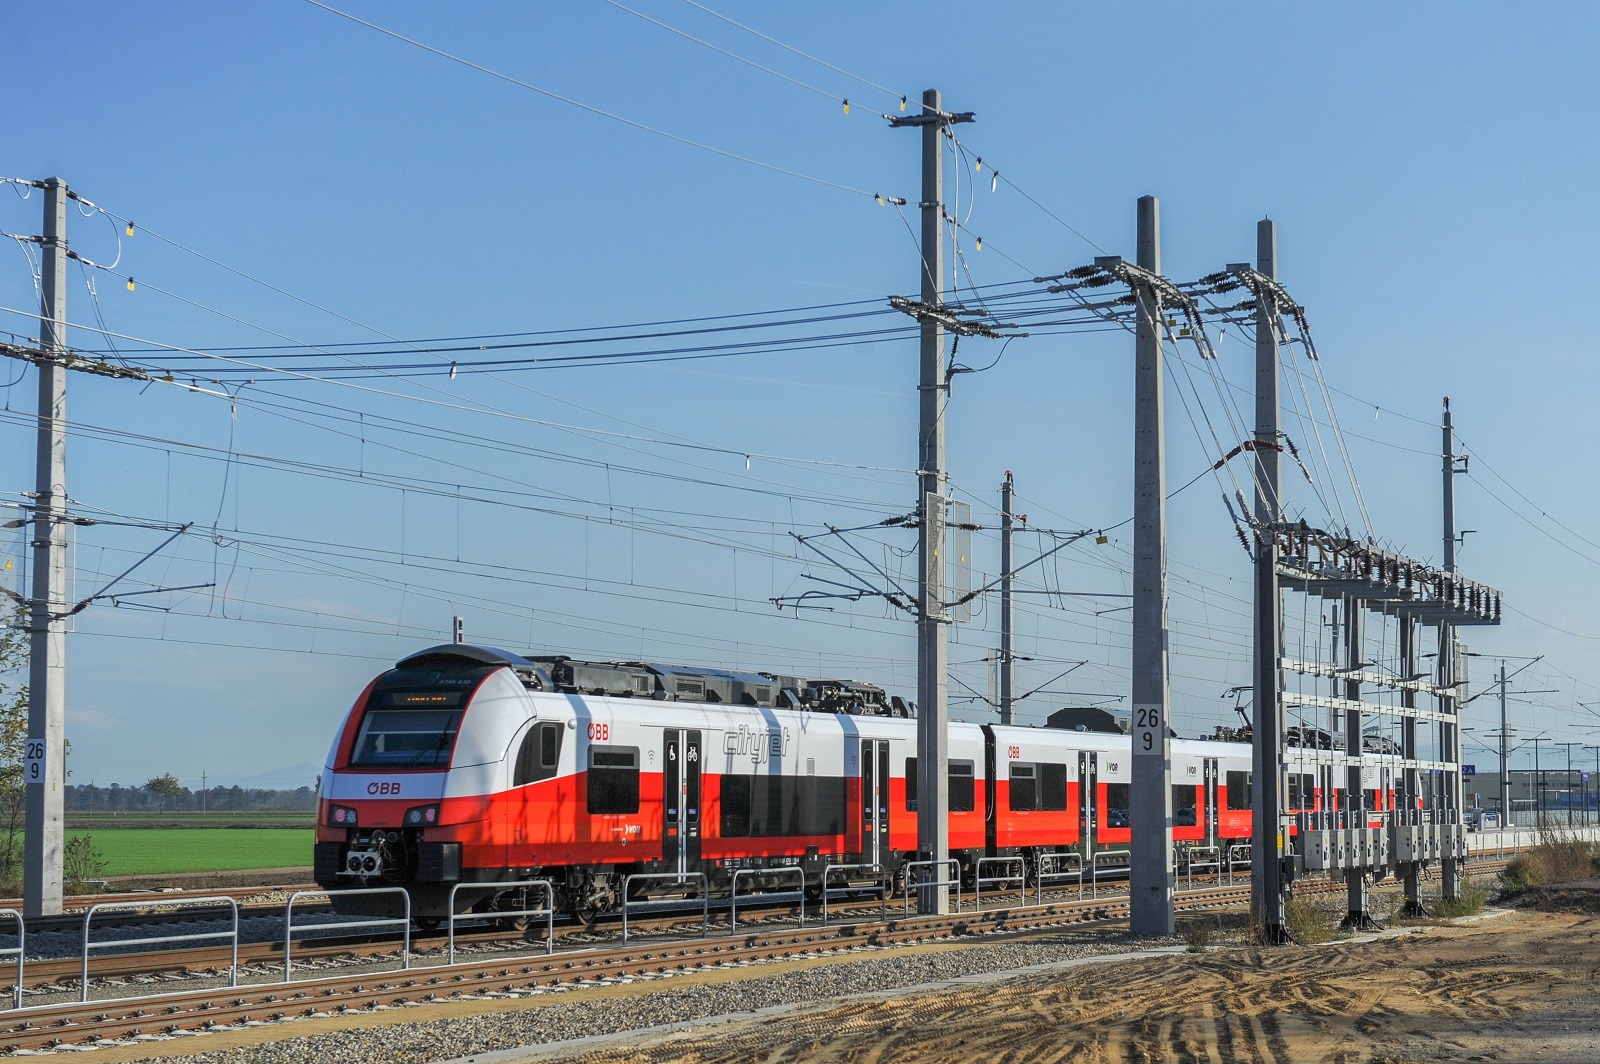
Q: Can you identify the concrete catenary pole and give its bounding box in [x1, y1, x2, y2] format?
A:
[1129, 195, 1174, 936]
[999, 472, 1015, 727]
[1247, 219, 1288, 940]
[914, 88, 951, 914]
[25, 177, 69, 918]
[1499, 661, 1511, 825]
[1440, 398, 1462, 899]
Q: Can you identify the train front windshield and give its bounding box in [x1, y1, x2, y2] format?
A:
[350, 688, 468, 769]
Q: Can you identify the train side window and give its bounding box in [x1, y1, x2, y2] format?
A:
[1104, 783, 1130, 828]
[1039, 762, 1068, 811]
[949, 760, 975, 813]
[1009, 763, 1037, 811]
[720, 775, 751, 838]
[1171, 784, 1197, 825]
[514, 723, 564, 787]
[1288, 773, 1315, 810]
[587, 745, 640, 814]
[1227, 770, 1252, 810]
[905, 758, 917, 810]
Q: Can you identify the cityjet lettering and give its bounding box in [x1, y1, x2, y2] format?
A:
[723, 724, 790, 764]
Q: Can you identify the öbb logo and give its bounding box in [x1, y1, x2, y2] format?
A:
[366, 781, 402, 796]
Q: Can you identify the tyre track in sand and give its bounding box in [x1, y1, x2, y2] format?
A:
[545, 907, 1600, 1063]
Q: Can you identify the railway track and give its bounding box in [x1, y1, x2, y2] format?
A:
[0, 858, 1511, 1053]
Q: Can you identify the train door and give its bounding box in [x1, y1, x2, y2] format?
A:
[662, 729, 702, 877]
[859, 738, 890, 869]
[1078, 751, 1098, 860]
[1204, 758, 1219, 847]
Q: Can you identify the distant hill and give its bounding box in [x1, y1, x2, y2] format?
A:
[221, 763, 322, 790]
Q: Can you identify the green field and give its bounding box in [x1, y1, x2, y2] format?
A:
[68, 828, 314, 876]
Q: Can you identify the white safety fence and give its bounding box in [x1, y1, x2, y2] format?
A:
[620, 872, 709, 944]
[730, 867, 806, 931]
[974, 856, 1026, 910]
[1090, 850, 1131, 899]
[819, 863, 888, 924]
[0, 909, 22, 1011]
[446, 880, 554, 963]
[901, 859, 963, 914]
[82, 897, 240, 1003]
[284, 887, 409, 982]
[1036, 852, 1085, 904]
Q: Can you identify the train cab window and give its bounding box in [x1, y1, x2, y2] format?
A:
[1039, 762, 1068, 811]
[350, 689, 466, 769]
[949, 761, 975, 812]
[1227, 770, 1253, 810]
[513, 722, 564, 787]
[1009, 764, 1038, 811]
[587, 745, 640, 814]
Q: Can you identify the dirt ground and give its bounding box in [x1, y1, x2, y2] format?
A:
[547, 889, 1600, 1064]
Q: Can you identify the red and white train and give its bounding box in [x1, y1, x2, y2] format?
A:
[315, 644, 1396, 921]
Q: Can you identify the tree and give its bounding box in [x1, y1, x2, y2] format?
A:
[0, 605, 27, 886]
[146, 773, 183, 813]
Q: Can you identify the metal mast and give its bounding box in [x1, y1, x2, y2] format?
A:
[25, 177, 69, 918]
[1246, 218, 1288, 939]
[1128, 195, 1174, 936]
[1440, 398, 1463, 899]
[890, 89, 972, 915]
[999, 471, 1015, 727]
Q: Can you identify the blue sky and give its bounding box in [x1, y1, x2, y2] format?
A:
[3, 2, 1598, 789]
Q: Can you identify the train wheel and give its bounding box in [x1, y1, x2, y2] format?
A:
[415, 916, 443, 933]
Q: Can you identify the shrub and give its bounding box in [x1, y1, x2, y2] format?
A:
[1430, 876, 1489, 919]
[1501, 823, 1599, 895]
[1283, 894, 1339, 944]
[1179, 915, 1219, 952]
[63, 834, 107, 892]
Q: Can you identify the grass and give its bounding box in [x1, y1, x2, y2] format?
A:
[66, 828, 314, 876]
[67, 811, 312, 831]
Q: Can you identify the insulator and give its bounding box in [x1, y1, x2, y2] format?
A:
[1198, 271, 1228, 285]
[1082, 275, 1116, 288]
[1065, 265, 1100, 279]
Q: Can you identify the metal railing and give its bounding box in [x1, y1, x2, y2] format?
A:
[1226, 843, 1252, 885]
[620, 872, 709, 944]
[730, 867, 806, 931]
[446, 880, 555, 963]
[0, 909, 21, 1011]
[819, 863, 888, 924]
[974, 856, 1026, 910]
[1089, 850, 1130, 899]
[284, 887, 409, 982]
[901, 859, 962, 914]
[83, 897, 239, 1004]
[1036, 852, 1084, 903]
[1177, 846, 1221, 892]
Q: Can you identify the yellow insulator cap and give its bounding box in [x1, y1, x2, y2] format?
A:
[126, 277, 136, 291]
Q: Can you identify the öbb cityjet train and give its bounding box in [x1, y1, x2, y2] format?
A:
[315, 644, 1394, 923]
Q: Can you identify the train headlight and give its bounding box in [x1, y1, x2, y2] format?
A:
[329, 805, 359, 827]
[403, 803, 440, 827]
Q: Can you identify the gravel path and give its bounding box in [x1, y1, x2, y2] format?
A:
[89, 926, 1188, 1063]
